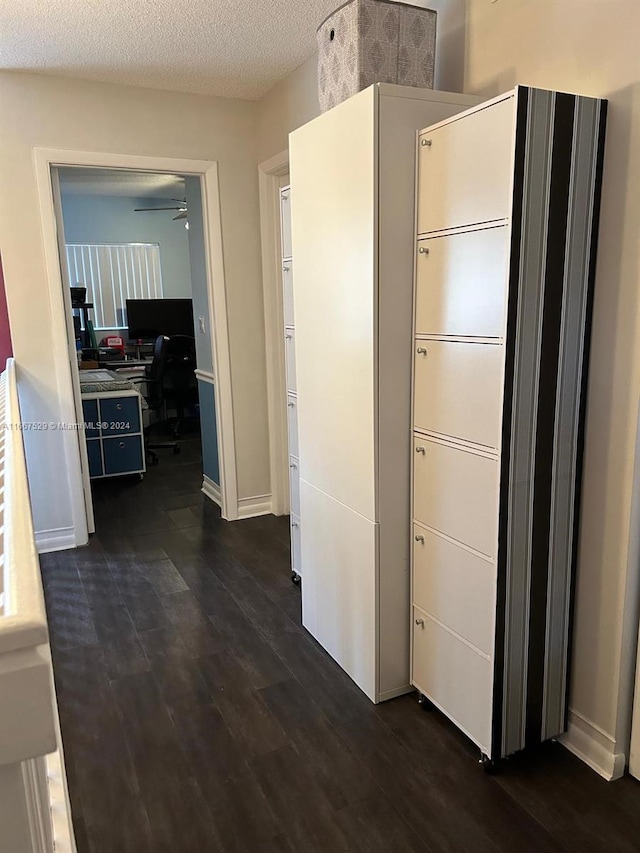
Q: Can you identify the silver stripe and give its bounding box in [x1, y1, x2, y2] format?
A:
[542, 97, 600, 739]
[502, 89, 555, 755]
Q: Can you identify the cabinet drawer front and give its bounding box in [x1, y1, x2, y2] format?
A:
[281, 188, 292, 260]
[414, 340, 504, 449]
[99, 396, 140, 436]
[291, 515, 302, 575]
[413, 525, 495, 655]
[82, 399, 100, 438]
[284, 328, 297, 393]
[289, 456, 300, 517]
[413, 437, 499, 557]
[103, 435, 144, 475]
[413, 607, 492, 752]
[286, 394, 299, 458]
[283, 261, 294, 327]
[415, 227, 510, 338]
[417, 97, 515, 234]
[86, 439, 103, 478]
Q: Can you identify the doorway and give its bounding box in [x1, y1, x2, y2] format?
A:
[34, 149, 238, 546]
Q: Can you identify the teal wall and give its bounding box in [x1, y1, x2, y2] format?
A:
[60, 193, 192, 297]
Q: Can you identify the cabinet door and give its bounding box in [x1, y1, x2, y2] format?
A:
[82, 399, 100, 438]
[284, 328, 297, 393]
[291, 515, 302, 576]
[103, 435, 143, 475]
[283, 261, 294, 327]
[413, 606, 492, 753]
[289, 456, 300, 517]
[414, 340, 504, 450]
[286, 394, 299, 458]
[86, 439, 103, 477]
[99, 396, 140, 436]
[415, 227, 509, 338]
[413, 524, 495, 655]
[413, 436, 499, 558]
[280, 188, 292, 260]
[417, 96, 515, 234]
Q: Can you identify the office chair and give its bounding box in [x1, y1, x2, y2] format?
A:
[143, 335, 180, 464]
[162, 334, 199, 438]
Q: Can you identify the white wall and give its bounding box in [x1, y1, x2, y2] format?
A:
[255, 0, 640, 778]
[60, 192, 192, 298]
[0, 71, 270, 544]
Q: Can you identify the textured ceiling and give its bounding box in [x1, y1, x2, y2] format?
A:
[0, 0, 345, 100]
[58, 168, 186, 199]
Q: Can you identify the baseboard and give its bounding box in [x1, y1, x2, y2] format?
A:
[561, 709, 626, 780]
[46, 750, 77, 853]
[237, 494, 272, 519]
[377, 685, 414, 703]
[201, 475, 221, 507]
[35, 527, 76, 554]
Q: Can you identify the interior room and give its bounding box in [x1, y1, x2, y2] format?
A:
[0, 1, 639, 852]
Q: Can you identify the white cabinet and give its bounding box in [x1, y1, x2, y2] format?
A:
[280, 186, 301, 581]
[291, 83, 479, 703]
[410, 87, 607, 762]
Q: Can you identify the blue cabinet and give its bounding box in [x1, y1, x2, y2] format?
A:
[81, 391, 145, 479]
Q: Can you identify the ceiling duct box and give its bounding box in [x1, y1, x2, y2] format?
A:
[317, 0, 436, 112]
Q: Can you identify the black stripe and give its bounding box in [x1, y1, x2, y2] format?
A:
[492, 86, 530, 760]
[525, 92, 576, 748]
[563, 100, 608, 731]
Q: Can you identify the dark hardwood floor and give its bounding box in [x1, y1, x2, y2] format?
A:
[40, 437, 640, 853]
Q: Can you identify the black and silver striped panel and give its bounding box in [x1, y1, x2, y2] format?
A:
[497, 87, 607, 758]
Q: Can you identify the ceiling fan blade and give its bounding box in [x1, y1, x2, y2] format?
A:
[173, 212, 188, 220]
[134, 206, 184, 212]
[170, 199, 187, 204]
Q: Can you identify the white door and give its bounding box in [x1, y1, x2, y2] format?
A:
[51, 168, 95, 534]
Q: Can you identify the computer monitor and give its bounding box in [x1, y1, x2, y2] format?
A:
[126, 298, 195, 342]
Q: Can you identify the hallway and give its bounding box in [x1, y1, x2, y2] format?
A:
[40, 444, 640, 852]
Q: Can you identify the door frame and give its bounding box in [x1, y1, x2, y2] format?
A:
[34, 148, 238, 536]
[259, 149, 290, 516]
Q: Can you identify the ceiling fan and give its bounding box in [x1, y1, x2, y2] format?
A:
[134, 199, 188, 220]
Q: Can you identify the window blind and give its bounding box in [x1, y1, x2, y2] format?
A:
[66, 243, 163, 330]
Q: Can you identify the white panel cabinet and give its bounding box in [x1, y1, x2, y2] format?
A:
[280, 186, 301, 582]
[411, 87, 607, 764]
[290, 84, 479, 703]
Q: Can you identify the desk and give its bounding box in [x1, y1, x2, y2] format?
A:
[81, 387, 146, 480]
[98, 358, 152, 369]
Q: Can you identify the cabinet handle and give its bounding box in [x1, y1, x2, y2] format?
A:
[421, 138, 432, 147]
[292, 521, 299, 528]
[415, 618, 425, 626]
[283, 265, 290, 272]
[289, 462, 298, 470]
[285, 333, 292, 340]
[415, 446, 426, 454]
[415, 534, 425, 543]
[418, 246, 429, 255]
[287, 401, 295, 408]
[416, 347, 427, 355]
[116, 403, 123, 410]
[118, 441, 126, 449]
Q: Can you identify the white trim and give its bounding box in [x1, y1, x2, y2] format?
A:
[33, 148, 238, 528]
[194, 368, 215, 384]
[35, 527, 77, 555]
[561, 709, 626, 780]
[21, 757, 54, 853]
[259, 150, 290, 517]
[46, 749, 77, 853]
[202, 474, 221, 507]
[237, 494, 273, 519]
